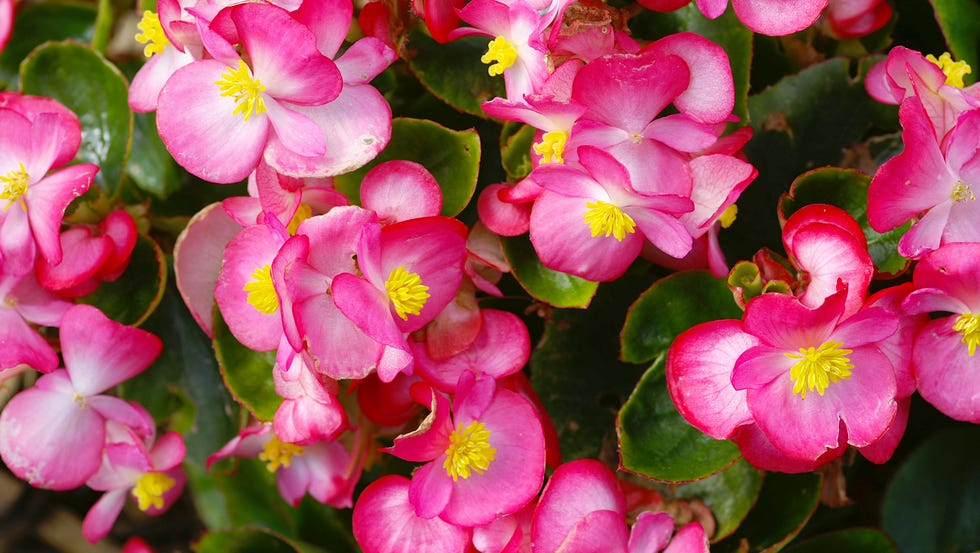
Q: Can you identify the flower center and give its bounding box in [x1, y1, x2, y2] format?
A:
[481, 36, 517, 77]
[132, 472, 176, 511]
[951, 181, 976, 203]
[926, 52, 972, 88]
[258, 436, 304, 472]
[286, 203, 313, 236]
[532, 130, 568, 164]
[785, 340, 853, 399]
[135, 10, 170, 57]
[385, 265, 429, 321]
[443, 421, 496, 481]
[0, 162, 29, 211]
[215, 60, 267, 121]
[953, 313, 980, 356]
[243, 264, 279, 315]
[583, 200, 636, 241]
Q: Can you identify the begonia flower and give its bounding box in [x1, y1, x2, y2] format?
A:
[0, 266, 73, 378]
[638, 0, 827, 36]
[273, 347, 349, 445]
[825, 0, 892, 39]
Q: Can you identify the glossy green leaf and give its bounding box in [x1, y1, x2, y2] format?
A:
[0, 2, 96, 88]
[213, 313, 281, 422]
[333, 118, 480, 217]
[128, 111, 182, 200]
[530, 273, 650, 461]
[930, 0, 980, 84]
[717, 472, 822, 552]
[783, 529, 898, 553]
[500, 234, 598, 308]
[883, 425, 980, 553]
[193, 525, 326, 553]
[621, 270, 742, 364]
[20, 41, 132, 196]
[79, 234, 166, 326]
[406, 29, 506, 118]
[675, 459, 763, 542]
[500, 121, 535, 181]
[778, 168, 911, 275]
[618, 358, 741, 482]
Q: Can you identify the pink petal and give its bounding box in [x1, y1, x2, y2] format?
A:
[360, 160, 443, 223]
[913, 317, 980, 422]
[628, 511, 674, 553]
[731, 0, 827, 35]
[25, 164, 99, 266]
[82, 489, 128, 543]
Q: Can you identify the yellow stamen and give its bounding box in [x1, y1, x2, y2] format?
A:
[532, 130, 569, 164]
[951, 182, 976, 203]
[953, 313, 980, 356]
[481, 36, 517, 77]
[926, 52, 972, 88]
[258, 437, 304, 472]
[385, 265, 429, 321]
[443, 421, 496, 481]
[135, 11, 171, 57]
[719, 204, 738, 228]
[583, 200, 636, 241]
[785, 340, 853, 399]
[243, 264, 279, 315]
[0, 162, 29, 212]
[286, 203, 313, 236]
[132, 472, 176, 511]
[215, 60, 267, 121]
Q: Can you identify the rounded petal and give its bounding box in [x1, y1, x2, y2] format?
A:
[360, 160, 442, 223]
[913, 317, 980, 422]
[731, 0, 827, 35]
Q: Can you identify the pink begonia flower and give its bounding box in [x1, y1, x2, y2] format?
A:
[208, 423, 359, 508]
[36, 211, 137, 298]
[0, 106, 98, 274]
[825, 0, 892, 39]
[331, 216, 468, 381]
[352, 475, 472, 553]
[82, 431, 186, 543]
[464, 221, 511, 297]
[386, 373, 546, 527]
[903, 243, 980, 422]
[419, 280, 483, 360]
[0, 267, 72, 378]
[273, 347, 349, 445]
[639, 0, 827, 36]
[0, 92, 83, 169]
[128, 0, 202, 112]
[359, 160, 443, 224]
[472, 499, 534, 553]
[529, 146, 694, 281]
[0, 305, 161, 490]
[477, 182, 534, 237]
[156, 2, 342, 183]
[868, 98, 980, 258]
[246, 159, 349, 226]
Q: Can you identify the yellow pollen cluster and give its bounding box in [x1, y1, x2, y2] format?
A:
[215, 60, 267, 121]
[719, 204, 738, 229]
[951, 182, 976, 203]
[583, 200, 636, 241]
[258, 437, 305, 472]
[135, 11, 171, 57]
[786, 340, 854, 399]
[385, 265, 430, 320]
[286, 203, 314, 235]
[243, 264, 279, 315]
[0, 162, 29, 211]
[481, 36, 517, 77]
[132, 472, 176, 511]
[953, 313, 980, 356]
[926, 52, 972, 88]
[532, 131, 569, 164]
[443, 421, 496, 481]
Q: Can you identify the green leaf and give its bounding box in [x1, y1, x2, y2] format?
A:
[618, 358, 741, 482]
[778, 167, 911, 275]
[193, 526, 326, 553]
[717, 472, 822, 552]
[675, 459, 763, 542]
[79, 234, 166, 326]
[20, 41, 132, 196]
[333, 118, 480, 217]
[500, 122, 536, 181]
[128, 111, 183, 200]
[930, 0, 980, 85]
[783, 529, 899, 553]
[530, 273, 650, 461]
[0, 2, 96, 89]
[883, 425, 980, 553]
[501, 234, 598, 308]
[621, 270, 742, 364]
[405, 29, 506, 118]
[213, 312, 281, 422]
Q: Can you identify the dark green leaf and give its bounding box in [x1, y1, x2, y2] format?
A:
[500, 121, 535, 181]
[406, 29, 506, 118]
[79, 233, 166, 326]
[128, 111, 182, 200]
[778, 167, 911, 275]
[501, 234, 598, 309]
[783, 528, 898, 553]
[618, 358, 741, 482]
[333, 118, 480, 217]
[193, 526, 326, 553]
[717, 472, 822, 552]
[213, 312, 281, 422]
[621, 270, 742, 364]
[0, 2, 96, 89]
[20, 41, 132, 196]
[676, 459, 763, 542]
[883, 425, 980, 553]
[929, 0, 980, 85]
